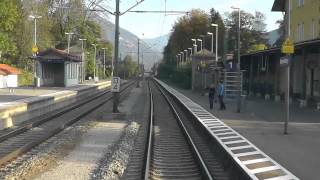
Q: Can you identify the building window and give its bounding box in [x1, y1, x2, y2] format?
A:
[311, 19, 316, 39]
[297, 0, 304, 7]
[297, 23, 304, 41]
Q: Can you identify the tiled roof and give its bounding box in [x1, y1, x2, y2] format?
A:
[0, 70, 6, 75]
[37, 48, 82, 62]
[0, 64, 21, 75]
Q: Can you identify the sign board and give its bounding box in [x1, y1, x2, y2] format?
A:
[32, 45, 39, 54]
[280, 56, 290, 67]
[111, 77, 121, 92]
[281, 38, 294, 54]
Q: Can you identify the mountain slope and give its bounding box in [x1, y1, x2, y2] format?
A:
[91, 15, 162, 70]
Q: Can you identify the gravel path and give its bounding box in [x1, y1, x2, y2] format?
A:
[34, 121, 126, 180]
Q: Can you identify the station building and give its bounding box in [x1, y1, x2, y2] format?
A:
[35, 48, 82, 87]
[0, 64, 20, 88]
[241, 0, 320, 106]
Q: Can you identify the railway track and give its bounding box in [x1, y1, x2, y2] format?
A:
[0, 80, 136, 167]
[145, 80, 212, 180]
[125, 78, 298, 180]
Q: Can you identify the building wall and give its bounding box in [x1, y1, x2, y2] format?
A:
[64, 62, 79, 87]
[0, 75, 4, 88]
[290, 0, 320, 42]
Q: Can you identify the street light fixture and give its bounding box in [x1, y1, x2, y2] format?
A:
[180, 52, 184, 65]
[91, 44, 97, 80]
[101, 48, 108, 78]
[197, 39, 203, 51]
[231, 6, 241, 113]
[29, 15, 42, 81]
[79, 38, 87, 83]
[65, 32, 74, 53]
[184, 50, 188, 62]
[211, 23, 219, 62]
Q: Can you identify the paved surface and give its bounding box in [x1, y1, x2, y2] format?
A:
[0, 80, 109, 103]
[172, 86, 320, 180]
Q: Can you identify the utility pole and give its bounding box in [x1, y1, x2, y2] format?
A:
[113, 0, 120, 113]
[79, 38, 87, 83]
[137, 38, 140, 87]
[284, 0, 292, 134]
[65, 32, 74, 53]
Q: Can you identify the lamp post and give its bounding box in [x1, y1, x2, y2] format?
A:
[188, 47, 193, 56]
[29, 14, 42, 80]
[178, 54, 181, 67]
[102, 48, 108, 78]
[191, 38, 197, 52]
[176, 55, 179, 68]
[65, 32, 74, 53]
[197, 39, 203, 51]
[79, 38, 87, 83]
[29, 15, 42, 50]
[231, 6, 241, 113]
[184, 50, 188, 62]
[211, 24, 219, 62]
[180, 52, 184, 65]
[92, 44, 97, 80]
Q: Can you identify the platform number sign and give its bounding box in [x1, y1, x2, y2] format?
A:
[111, 77, 121, 92]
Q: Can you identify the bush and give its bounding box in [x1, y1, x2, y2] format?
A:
[157, 63, 192, 89]
[18, 70, 34, 86]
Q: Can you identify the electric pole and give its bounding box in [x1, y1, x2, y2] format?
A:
[113, 0, 120, 113]
[137, 38, 140, 87]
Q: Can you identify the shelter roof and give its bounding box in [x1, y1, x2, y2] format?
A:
[37, 48, 82, 62]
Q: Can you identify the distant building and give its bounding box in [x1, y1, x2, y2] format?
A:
[240, 0, 320, 105]
[0, 64, 20, 88]
[35, 48, 82, 87]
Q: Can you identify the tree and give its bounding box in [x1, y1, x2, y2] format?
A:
[209, 8, 226, 56]
[225, 10, 268, 54]
[118, 55, 138, 79]
[163, 9, 210, 64]
[274, 19, 285, 47]
[0, 0, 20, 63]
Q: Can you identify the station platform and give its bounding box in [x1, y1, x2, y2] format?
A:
[0, 81, 111, 129]
[170, 85, 320, 180]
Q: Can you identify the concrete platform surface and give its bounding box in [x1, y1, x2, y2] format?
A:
[0, 80, 111, 103]
[172, 86, 320, 180]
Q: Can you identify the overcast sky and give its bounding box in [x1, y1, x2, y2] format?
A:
[104, 0, 283, 39]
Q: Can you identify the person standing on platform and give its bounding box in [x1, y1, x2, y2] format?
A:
[218, 80, 226, 110]
[208, 84, 215, 110]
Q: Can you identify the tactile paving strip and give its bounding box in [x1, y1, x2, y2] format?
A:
[155, 79, 299, 180]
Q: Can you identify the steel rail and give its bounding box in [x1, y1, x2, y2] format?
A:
[153, 81, 213, 180]
[0, 83, 116, 143]
[143, 81, 153, 180]
[0, 80, 136, 167]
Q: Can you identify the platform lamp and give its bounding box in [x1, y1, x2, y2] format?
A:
[231, 6, 242, 113]
[197, 39, 203, 51]
[191, 39, 197, 52]
[91, 44, 97, 81]
[184, 50, 188, 63]
[65, 32, 74, 54]
[101, 48, 108, 78]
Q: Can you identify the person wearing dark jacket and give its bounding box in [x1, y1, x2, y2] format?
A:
[218, 80, 226, 110]
[208, 84, 215, 110]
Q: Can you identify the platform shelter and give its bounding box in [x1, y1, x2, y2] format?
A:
[35, 48, 82, 87]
